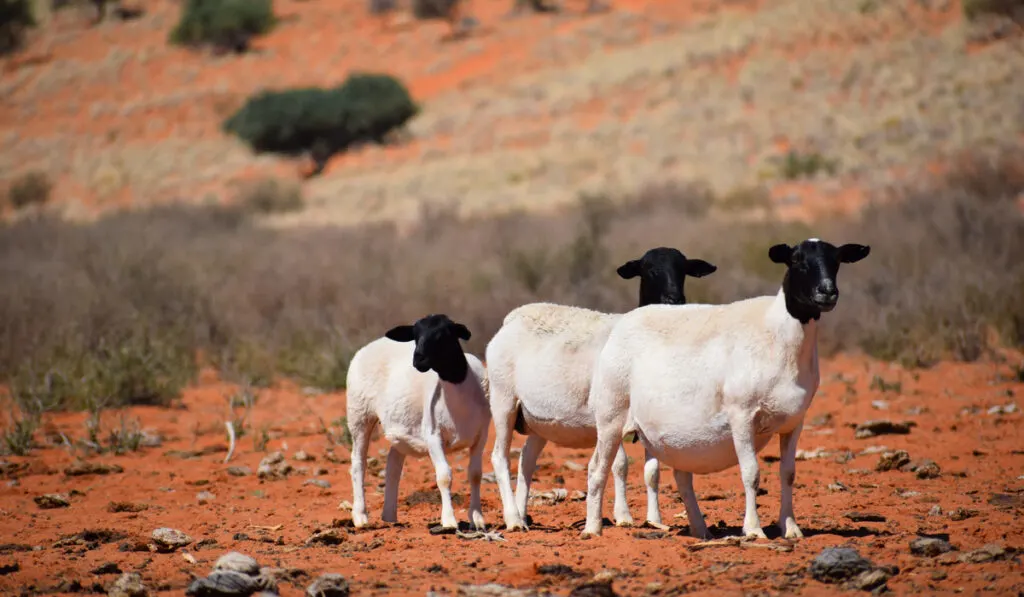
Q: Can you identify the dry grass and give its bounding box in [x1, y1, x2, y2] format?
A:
[1, 147, 1021, 421]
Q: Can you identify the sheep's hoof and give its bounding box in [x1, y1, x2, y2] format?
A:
[352, 514, 369, 528]
[579, 527, 602, 539]
[614, 518, 635, 528]
[778, 518, 803, 539]
[743, 527, 768, 540]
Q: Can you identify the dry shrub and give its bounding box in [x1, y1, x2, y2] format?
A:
[0, 147, 1021, 412]
[5, 170, 52, 210]
[235, 177, 303, 214]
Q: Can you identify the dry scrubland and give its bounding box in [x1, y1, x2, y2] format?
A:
[1, 0, 1024, 595]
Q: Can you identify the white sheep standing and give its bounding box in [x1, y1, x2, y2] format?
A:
[347, 314, 490, 530]
[581, 238, 870, 539]
[487, 247, 717, 531]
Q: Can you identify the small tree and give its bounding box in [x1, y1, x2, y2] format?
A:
[223, 73, 420, 176]
[169, 0, 276, 54]
[0, 0, 36, 56]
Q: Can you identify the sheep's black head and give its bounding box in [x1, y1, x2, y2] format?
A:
[616, 247, 718, 307]
[385, 314, 472, 383]
[769, 238, 870, 323]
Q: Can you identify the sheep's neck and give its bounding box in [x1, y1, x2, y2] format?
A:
[769, 288, 819, 360]
[781, 271, 821, 324]
[433, 354, 469, 385]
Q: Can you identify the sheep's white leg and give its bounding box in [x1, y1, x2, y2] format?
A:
[672, 470, 710, 539]
[612, 442, 634, 526]
[491, 398, 527, 531]
[349, 417, 375, 528]
[731, 415, 767, 539]
[643, 448, 661, 526]
[468, 428, 488, 531]
[583, 414, 627, 537]
[381, 445, 406, 523]
[426, 434, 458, 529]
[514, 433, 547, 522]
[777, 422, 804, 539]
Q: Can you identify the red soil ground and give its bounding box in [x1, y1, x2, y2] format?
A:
[2, 354, 1022, 596]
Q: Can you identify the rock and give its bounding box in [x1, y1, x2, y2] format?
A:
[196, 491, 216, 504]
[910, 537, 954, 557]
[562, 461, 585, 472]
[108, 572, 147, 597]
[569, 582, 619, 597]
[306, 573, 350, 597]
[795, 447, 830, 460]
[809, 547, 874, 583]
[854, 420, 914, 439]
[294, 451, 315, 462]
[570, 490, 587, 501]
[958, 543, 1013, 563]
[226, 467, 252, 477]
[912, 459, 941, 479]
[927, 505, 942, 516]
[481, 472, 497, 484]
[457, 584, 540, 597]
[303, 479, 331, 489]
[306, 529, 345, 546]
[988, 492, 1024, 509]
[871, 400, 889, 410]
[987, 403, 1018, 415]
[948, 507, 978, 521]
[828, 481, 849, 492]
[844, 511, 886, 523]
[151, 528, 193, 552]
[850, 568, 891, 591]
[876, 450, 911, 472]
[93, 562, 123, 575]
[257, 452, 292, 480]
[185, 570, 259, 597]
[34, 493, 70, 509]
[931, 570, 947, 581]
[108, 501, 148, 513]
[65, 461, 124, 477]
[213, 552, 259, 576]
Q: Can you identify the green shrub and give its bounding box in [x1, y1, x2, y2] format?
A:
[169, 0, 276, 52]
[6, 170, 52, 209]
[0, 0, 35, 55]
[223, 73, 419, 173]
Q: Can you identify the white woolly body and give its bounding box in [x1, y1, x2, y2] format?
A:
[347, 338, 489, 456]
[596, 290, 818, 472]
[488, 303, 619, 447]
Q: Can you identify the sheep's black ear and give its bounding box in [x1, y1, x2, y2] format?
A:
[685, 259, 717, 278]
[451, 323, 471, 341]
[837, 243, 870, 264]
[768, 243, 793, 264]
[385, 325, 416, 342]
[616, 259, 642, 279]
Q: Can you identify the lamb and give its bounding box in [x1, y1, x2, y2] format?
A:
[581, 238, 870, 539]
[347, 314, 490, 530]
[486, 247, 717, 531]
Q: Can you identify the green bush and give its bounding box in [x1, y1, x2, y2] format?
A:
[169, 0, 276, 52]
[223, 73, 419, 172]
[0, 0, 35, 55]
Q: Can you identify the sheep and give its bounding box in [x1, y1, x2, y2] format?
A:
[347, 314, 490, 530]
[581, 238, 870, 539]
[486, 247, 717, 531]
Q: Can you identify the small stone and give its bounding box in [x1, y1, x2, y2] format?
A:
[306, 573, 350, 597]
[65, 461, 124, 477]
[294, 451, 315, 462]
[151, 528, 193, 552]
[481, 472, 497, 484]
[871, 400, 890, 410]
[185, 570, 259, 597]
[795, 447, 830, 460]
[913, 459, 941, 479]
[958, 543, 1011, 563]
[948, 507, 978, 521]
[92, 562, 122, 575]
[927, 505, 942, 516]
[855, 420, 914, 439]
[213, 552, 259, 576]
[196, 491, 216, 504]
[910, 537, 954, 557]
[850, 568, 891, 591]
[34, 493, 70, 509]
[569, 581, 619, 597]
[570, 490, 587, 501]
[828, 482, 849, 492]
[108, 572, 147, 597]
[859, 445, 889, 455]
[226, 467, 251, 477]
[987, 403, 1018, 415]
[809, 547, 874, 583]
[257, 452, 292, 480]
[313, 467, 328, 476]
[931, 570, 947, 581]
[876, 450, 911, 472]
[844, 511, 886, 523]
[303, 479, 331, 489]
[563, 461, 585, 472]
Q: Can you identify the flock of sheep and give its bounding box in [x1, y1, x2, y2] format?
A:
[344, 237, 871, 540]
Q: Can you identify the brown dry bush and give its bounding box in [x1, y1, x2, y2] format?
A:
[1, 147, 1021, 415]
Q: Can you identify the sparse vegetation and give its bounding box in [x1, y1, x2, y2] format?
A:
[5, 170, 52, 210]
[0, 0, 35, 56]
[963, 0, 1024, 22]
[223, 73, 419, 175]
[0, 148, 1021, 416]
[774, 150, 840, 180]
[236, 177, 304, 214]
[169, 0, 276, 53]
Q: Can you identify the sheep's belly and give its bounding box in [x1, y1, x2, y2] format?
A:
[525, 416, 597, 449]
[639, 419, 779, 475]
